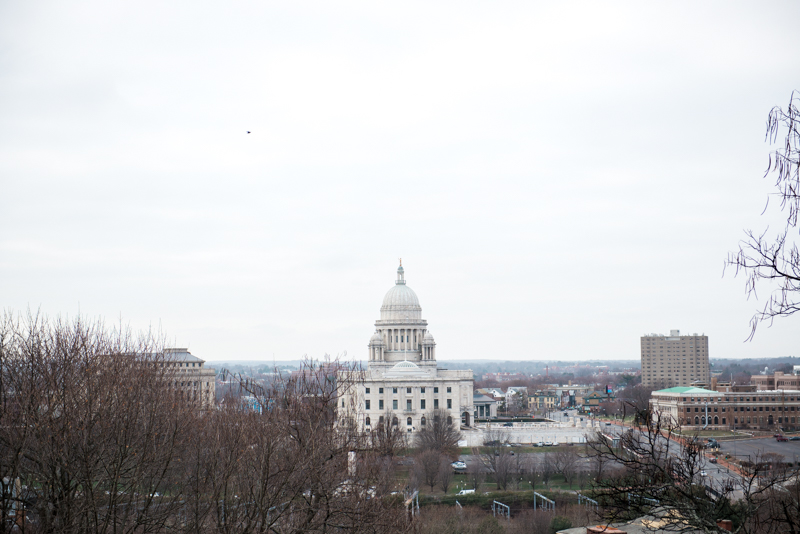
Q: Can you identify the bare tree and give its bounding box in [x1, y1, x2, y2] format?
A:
[540, 452, 554, 489]
[415, 408, 461, 455]
[727, 90, 800, 339]
[416, 449, 441, 492]
[554, 448, 579, 488]
[587, 406, 793, 534]
[467, 461, 486, 491]
[493, 450, 514, 490]
[0, 313, 408, 534]
[438, 455, 454, 493]
[370, 410, 407, 458]
[526, 454, 541, 491]
[483, 428, 509, 447]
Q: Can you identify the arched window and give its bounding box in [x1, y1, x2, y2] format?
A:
[407, 417, 412, 426]
[447, 416, 452, 425]
[392, 416, 398, 426]
[365, 417, 371, 426]
[421, 416, 426, 426]
[378, 416, 384, 426]
[714, 416, 718, 425]
[694, 416, 699, 425]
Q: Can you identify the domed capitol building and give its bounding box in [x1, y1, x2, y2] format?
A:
[340, 262, 475, 432]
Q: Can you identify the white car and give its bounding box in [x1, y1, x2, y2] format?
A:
[700, 470, 707, 477]
[544, 441, 553, 446]
[457, 489, 475, 495]
[451, 461, 467, 470]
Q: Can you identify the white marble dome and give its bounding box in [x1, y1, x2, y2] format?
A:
[380, 264, 422, 321]
[380, 284, 422, 321]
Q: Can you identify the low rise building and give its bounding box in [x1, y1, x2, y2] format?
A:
[650, 386, 800, 431]
[473, 393, 498, 419]
[528, 391, 559, 411]
[751, 371, 800, 391]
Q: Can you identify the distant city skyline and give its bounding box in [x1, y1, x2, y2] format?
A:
[2, 2, 800, 362]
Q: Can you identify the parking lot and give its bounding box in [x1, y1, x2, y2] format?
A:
[718, 437, 800, 463]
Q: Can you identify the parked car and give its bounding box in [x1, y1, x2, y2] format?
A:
[457, 489, 475, 495]
[709, 458, 718, 464]
[700, 470, 707, 477]
[536, 442, 544, 447]
[789, 436, 800, 441]
[544, 441, 553, 446]
[502, 422, 514, 427]
[777, 436, 788, 442]
[451, 461, 468, 470]
[774, 434, 784, 438]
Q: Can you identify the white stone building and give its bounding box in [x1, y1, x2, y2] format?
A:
[162, 348, 216, 409]
[340, 263, 474, 432]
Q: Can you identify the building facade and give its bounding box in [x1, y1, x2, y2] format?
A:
[751, 371, 800, 391]
[163, 348, 216, 409]
[640, 330, 710, 388]
[528, 391, 559, 411]
[650, 386, 800, 431]
[340, 263, 474, 432]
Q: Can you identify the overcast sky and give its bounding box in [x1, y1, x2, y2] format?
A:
[2, 2, 799, 363]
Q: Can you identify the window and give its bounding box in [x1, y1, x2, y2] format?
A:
[365, 387, 370, 394]
[447, 416, 452, 425]
[447, 399, 452, 409]
[365, 416, 371, 426]
[393, 400, 398, 410]
[392, 416, 398, 426]
[434, 387, 439, 393]
[407, 417, 412, 425]
[379, 416, 384, 425]
[447, 387, 452, 393]
[421, 416, 426, 426]
[379, 400, 384, 410]
[365, 400, 370, 410]
[407, 400, 412, 411]
[342, 400, 345, 408]
[407, 387, 412, 394]
[379, 387, 384, 394]
[434, 399, 439, 409]
[421, 400, 426, 410]
[393, 388, 398, 394]
[421, 387, 425, 393]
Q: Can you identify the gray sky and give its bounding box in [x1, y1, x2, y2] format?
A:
[2, 1, 799, 362]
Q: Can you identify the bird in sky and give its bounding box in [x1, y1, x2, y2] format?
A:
[247, 131, 251, 134]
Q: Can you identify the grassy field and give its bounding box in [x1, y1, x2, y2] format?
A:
[411, 472, 591, 497]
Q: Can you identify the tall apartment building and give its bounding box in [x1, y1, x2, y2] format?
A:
[640, 330, 710, 388]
